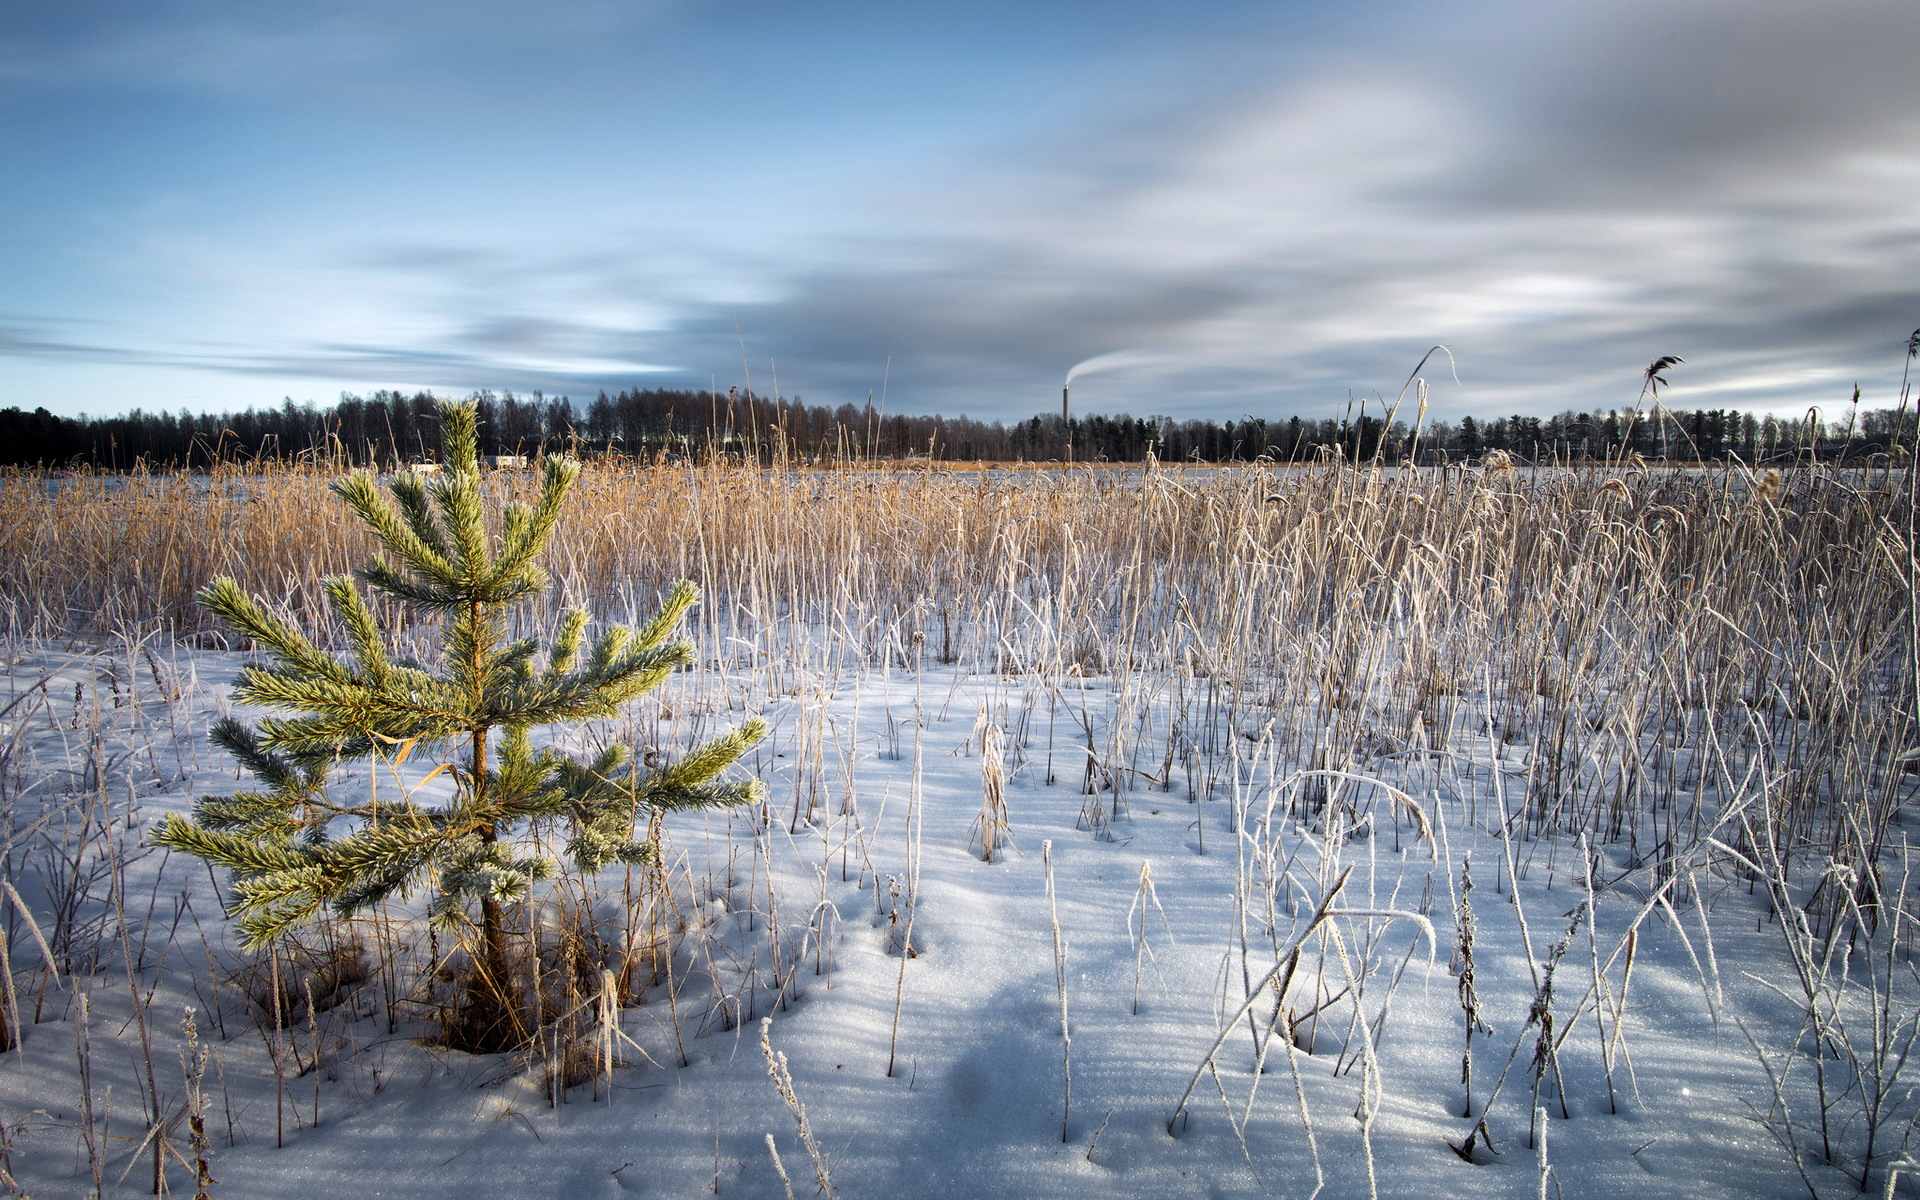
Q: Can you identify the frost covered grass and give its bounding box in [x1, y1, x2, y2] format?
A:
[0, 457, 1913, 1198]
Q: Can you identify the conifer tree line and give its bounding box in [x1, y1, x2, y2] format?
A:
[3, 383, 1913, 468]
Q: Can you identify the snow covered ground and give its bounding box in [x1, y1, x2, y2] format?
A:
[0, 635, 1911, 1199]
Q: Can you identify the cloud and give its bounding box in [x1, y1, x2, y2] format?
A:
[0, 0, 681, 100]
[0, 324, 109, 360]
[4, 0, 1916, 421]
[748, 0, 1920, 419]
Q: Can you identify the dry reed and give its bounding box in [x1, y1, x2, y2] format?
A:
[0, 452, 1912, 1192]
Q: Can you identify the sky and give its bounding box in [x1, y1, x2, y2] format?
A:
[2, 0, 1917, 425]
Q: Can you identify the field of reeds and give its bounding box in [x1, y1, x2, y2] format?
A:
[0, 455, 1913, 1198]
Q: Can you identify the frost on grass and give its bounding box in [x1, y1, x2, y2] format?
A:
[0, 458, 1913, 1199]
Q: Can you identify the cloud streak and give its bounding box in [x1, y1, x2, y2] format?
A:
[2, 0, 1916, 421]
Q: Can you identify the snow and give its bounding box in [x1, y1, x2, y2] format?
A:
[0, 637, 1909, 1199]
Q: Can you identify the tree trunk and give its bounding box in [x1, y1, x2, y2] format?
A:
[479, 895, 513, 1001]
[448, 695, 522, 1052]
[447, 893, 521, 1053]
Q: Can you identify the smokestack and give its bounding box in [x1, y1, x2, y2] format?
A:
[1062, 385, 1069, 424]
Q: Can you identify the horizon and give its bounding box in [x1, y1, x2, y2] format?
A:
[4, 0, 1918, 423]
[16, 377, 1919, 434]
[9, 381, 1902, 475]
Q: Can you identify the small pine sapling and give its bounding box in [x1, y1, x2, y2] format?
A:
[155, 399, 766, 1051]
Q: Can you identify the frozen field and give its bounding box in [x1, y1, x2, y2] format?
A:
[0, 460, 1912, 1198]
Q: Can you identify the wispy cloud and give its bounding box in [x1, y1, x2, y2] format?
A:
[2, 0, 1916, 420]
[709, 0, 1920, 419]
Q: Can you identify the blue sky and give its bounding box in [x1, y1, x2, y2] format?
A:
[3, 0, 1917, 423]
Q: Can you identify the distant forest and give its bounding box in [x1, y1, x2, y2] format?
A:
[1, 385, 1913, 469]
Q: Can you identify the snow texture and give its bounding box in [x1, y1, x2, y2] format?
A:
[0, 638, 1907, 1199]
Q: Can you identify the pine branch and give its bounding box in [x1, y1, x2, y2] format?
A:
[644, 779, 764, 814]
[430, 470, 490, 583]
[191, 791, 306, 838]
[545, 607, 589, 677]
[357, 560, 463, 610]
[633, 580, 700, 652]
[329, 471, 458, 583]
[151, 816, 316, 876]
[326, 576, 396, 688]
[649, 719, 770, 794]
[387, 471, 451, 561]
[199, 577, 352, 685]
[207, 717, 302, 790]
[437, 400, 480, 478]
[494, 457, 579, 578]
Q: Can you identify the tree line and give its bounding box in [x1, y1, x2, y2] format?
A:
[1, 384, 1912, 469]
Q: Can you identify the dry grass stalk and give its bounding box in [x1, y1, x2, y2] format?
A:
[0, 447, 1911, 1191]
[180, 1007, 216, 1200]
[1044, 840, 1073, 1143]
[760, 1016, 835, 1200]
[977, 722, 1010, 862]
